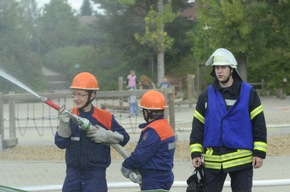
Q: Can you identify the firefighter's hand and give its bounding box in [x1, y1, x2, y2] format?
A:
[121, 164, 142, 184]
[57, 112, 71, 138]
[129, 171, 142, 184]
[121, 163, 132, 178]
[192, 157, 202, 168]
[252, 156, 263, 168]
[87, 125, 124, 144]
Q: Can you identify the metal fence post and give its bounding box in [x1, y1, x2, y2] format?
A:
[167, 88, 175, 133]
[9, 92, 16, 140]
[0, 92, 3, 151]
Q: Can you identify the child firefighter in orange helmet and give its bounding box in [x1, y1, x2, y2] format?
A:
[55, 72, 130, 192]
[121, 90, 176, 191]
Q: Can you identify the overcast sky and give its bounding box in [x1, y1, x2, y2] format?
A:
[36, 0, 83, 10]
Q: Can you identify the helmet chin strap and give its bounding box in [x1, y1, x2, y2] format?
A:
[142, 109, 153, 122]
[79, 91, 96, 111]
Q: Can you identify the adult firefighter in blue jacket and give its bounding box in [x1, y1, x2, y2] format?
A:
[55, 72, 130, 192]
[189, 48, 267, 192]
[121, 90, 176, 191]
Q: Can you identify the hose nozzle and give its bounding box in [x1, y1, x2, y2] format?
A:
[41, 96, 61, 111]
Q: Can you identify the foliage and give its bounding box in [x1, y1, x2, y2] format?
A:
[91, 0, 157, 79]
[1, 0, 289, 94]
[246, 1, 290, 94]
[37, 0, 80, 55]
[191, 0, 269, 81]
[0, 0, 47, 93]
[91, 0, 192, 86]
[165, 16, 197, 76]
[80, 0, 93, 16]
[134, 2, 178, 52]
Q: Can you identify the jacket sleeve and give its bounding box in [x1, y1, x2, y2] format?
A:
[111, 115, 130, 146]
[123, 128, 160, 169]
[54, 131, 71, 149]
[190, 89, 207, 159]
[249, 89, 267, 159]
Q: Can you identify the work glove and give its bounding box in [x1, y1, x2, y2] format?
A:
[57, 112, 71, 138]
[121, 164, 142, 184]
[87, 125, 124, 144]
[129, 171, 142, 184]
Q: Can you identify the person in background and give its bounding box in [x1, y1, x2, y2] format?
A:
[128, 87, 138, 116]
[159, 77, 170, 89]
[140, 75, 156, 90]
[127, 70, 138, 90]
[121, 90, 176, 191]
[189, 48, 267, 192]
[55, 72, 130, 192]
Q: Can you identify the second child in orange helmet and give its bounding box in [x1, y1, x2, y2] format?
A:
[55, 72, 130, 192]
[121, 90, 176, 191]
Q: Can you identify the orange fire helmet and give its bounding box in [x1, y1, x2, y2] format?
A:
[70, 72, 99, 90]
[139, 90, 166, 110]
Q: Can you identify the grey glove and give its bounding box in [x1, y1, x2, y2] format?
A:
[129, 171, 142, 184]
[57, 112, 71, 138]
[121, 164, 142, 184]
[121, 164, 132, 178]
[87, 125, 124, 144]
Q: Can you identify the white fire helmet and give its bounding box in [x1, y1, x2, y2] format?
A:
[205, 48, 237, 68]
[205, 48, 242, 80]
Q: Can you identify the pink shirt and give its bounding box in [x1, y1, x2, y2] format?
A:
[127, 74, 137, 87]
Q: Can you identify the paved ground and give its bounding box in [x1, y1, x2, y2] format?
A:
[1, 156, 290, 192]
[0, 96, 290, 192]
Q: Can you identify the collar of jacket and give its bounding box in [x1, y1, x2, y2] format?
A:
[138, 117, 164, 129]
[212, 78, 243, 95]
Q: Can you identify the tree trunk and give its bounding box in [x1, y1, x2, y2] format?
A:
[238, 59, 247, 82]
[157, 51, 165, 86]
[157, 0, 165, 86]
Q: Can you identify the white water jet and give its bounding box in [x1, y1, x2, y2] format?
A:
[0, 68, 40, 98]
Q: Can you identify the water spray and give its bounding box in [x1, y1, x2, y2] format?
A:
[0, 68, 91, 130]
[0, 68, 131, 159]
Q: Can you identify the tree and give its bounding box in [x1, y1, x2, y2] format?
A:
[91, 0, 157, 82]
[134, 0, 178, 85]
[192, 0, 269, 82]
[93, 0, 181, 85]
[251, 0, 290, 93]
[20, 0, 41, 53]
[0, 0, 48, 92]
[38, 0, 80, 55]
[81, 0, 93, 16]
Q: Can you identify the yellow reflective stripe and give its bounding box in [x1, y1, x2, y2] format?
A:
[223, 156, 253, 169]
[204, 161, 222, 169]
[250, 105, 263, 119]
[254, 141, 267, 152]
[204, 156, 253, 170]
[190, 143, 203, 153]
[204, 150, 252, 162]
[193, 110, 204, 124]
[205, 148, 213, 156]
[204, 150, 253, 170]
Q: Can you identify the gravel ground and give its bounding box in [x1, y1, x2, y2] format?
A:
[0, 134, 289, 161]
